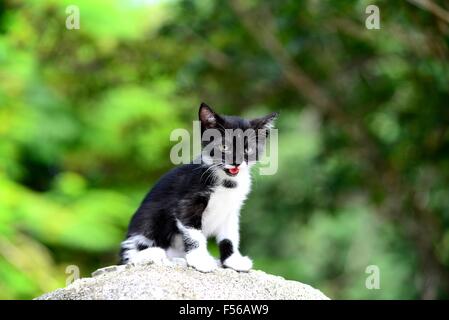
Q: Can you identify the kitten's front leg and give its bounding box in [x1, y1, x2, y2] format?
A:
[177, 222, 218, 273]
[217, 214, 253, 272]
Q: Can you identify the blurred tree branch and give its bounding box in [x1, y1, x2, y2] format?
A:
[407, 0, 449, 24]
[229, 0, 339, 116]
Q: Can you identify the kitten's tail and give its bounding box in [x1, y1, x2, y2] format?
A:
[118, 234, 154, 265]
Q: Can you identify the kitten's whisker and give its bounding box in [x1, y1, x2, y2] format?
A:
[200, 163, 221, 184]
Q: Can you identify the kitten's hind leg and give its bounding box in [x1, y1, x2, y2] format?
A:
[119, 234, 170, 266]
[129, 247, 171, 265]
[176, 220, 218, 272]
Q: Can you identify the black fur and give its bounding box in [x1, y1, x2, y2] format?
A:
[136, 243, 149, 251]
[219, 239, 234, 263]
[125, 164, 215, 244]
[183, 233, 200, 252]
[222, 179, 237, 188]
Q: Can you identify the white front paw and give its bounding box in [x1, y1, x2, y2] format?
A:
[223, 253, 253, 272]
[186, 251, 218, 273]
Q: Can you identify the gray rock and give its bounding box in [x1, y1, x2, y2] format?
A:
[36, 261, 329, 300]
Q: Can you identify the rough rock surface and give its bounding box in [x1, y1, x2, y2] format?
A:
[37, 260, 329, 300]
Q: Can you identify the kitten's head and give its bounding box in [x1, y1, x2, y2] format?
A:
[198, 102, 278, 177]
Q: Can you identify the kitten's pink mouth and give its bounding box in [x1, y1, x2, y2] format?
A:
[225, 166, 240, 176]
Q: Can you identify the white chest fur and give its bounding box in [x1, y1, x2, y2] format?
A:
[201, 171, 251, 237]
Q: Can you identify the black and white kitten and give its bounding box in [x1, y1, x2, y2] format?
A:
[119, 103, 277, 272]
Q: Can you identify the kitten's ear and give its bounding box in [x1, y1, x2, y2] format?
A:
[199, 102, 222, 129]
[251, 112, 279, 131]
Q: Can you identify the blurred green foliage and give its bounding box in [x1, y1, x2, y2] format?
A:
[1, 0, 449, 299]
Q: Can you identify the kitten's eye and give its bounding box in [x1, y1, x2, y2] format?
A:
[219, 144, 230, 152]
